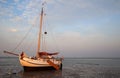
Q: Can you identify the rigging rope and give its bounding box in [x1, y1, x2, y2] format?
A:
[45, 15, 60, 52]
[12, 13, 39, 52]
[41, 13, 47, 51]
[12, 25, 35, 52]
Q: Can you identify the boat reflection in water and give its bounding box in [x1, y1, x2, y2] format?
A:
[19, 70, 62, 78]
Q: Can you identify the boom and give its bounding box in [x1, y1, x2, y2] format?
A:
[4, 51, 19, 56]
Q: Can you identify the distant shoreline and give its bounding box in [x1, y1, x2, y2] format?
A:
[0, 56, 120, 59]
[64, 57, 120, 59]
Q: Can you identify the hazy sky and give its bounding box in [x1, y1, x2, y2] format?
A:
[0, 0, 120, 57]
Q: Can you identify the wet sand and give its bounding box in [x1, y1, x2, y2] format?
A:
[1, 64, 120, 78]
[63, 64, 120, 78]
[1, 57, 120, 78]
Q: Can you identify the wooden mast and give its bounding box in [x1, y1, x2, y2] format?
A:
[37, 7, 44, 55]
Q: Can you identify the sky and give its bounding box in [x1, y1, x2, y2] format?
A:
[0, 0, 120, 57]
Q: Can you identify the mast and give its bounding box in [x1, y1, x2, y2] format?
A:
[37, 7, 44, 54]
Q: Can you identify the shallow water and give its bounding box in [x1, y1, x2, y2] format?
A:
[0, 57, 120, 78]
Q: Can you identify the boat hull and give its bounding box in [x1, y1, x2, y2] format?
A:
[23, 66, 56, 71]
[19, 56, 62, 71]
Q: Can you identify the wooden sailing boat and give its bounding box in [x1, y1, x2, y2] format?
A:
[4, 5, 63, 71]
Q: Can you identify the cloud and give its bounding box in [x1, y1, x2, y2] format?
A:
[1, 0, 120, 24]
[46, 0, 120, 22]
[50, 29, 120, 57]
[0, 0, 120, 57]
[10, 16, 22, 22]
[0, 5, 13, 17]
[10, 28, 17, 32]
[0, 0, 7, 3]
[14, 0, 19, 3]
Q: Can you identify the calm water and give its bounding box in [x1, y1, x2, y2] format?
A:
[0, 57, 120, 78]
